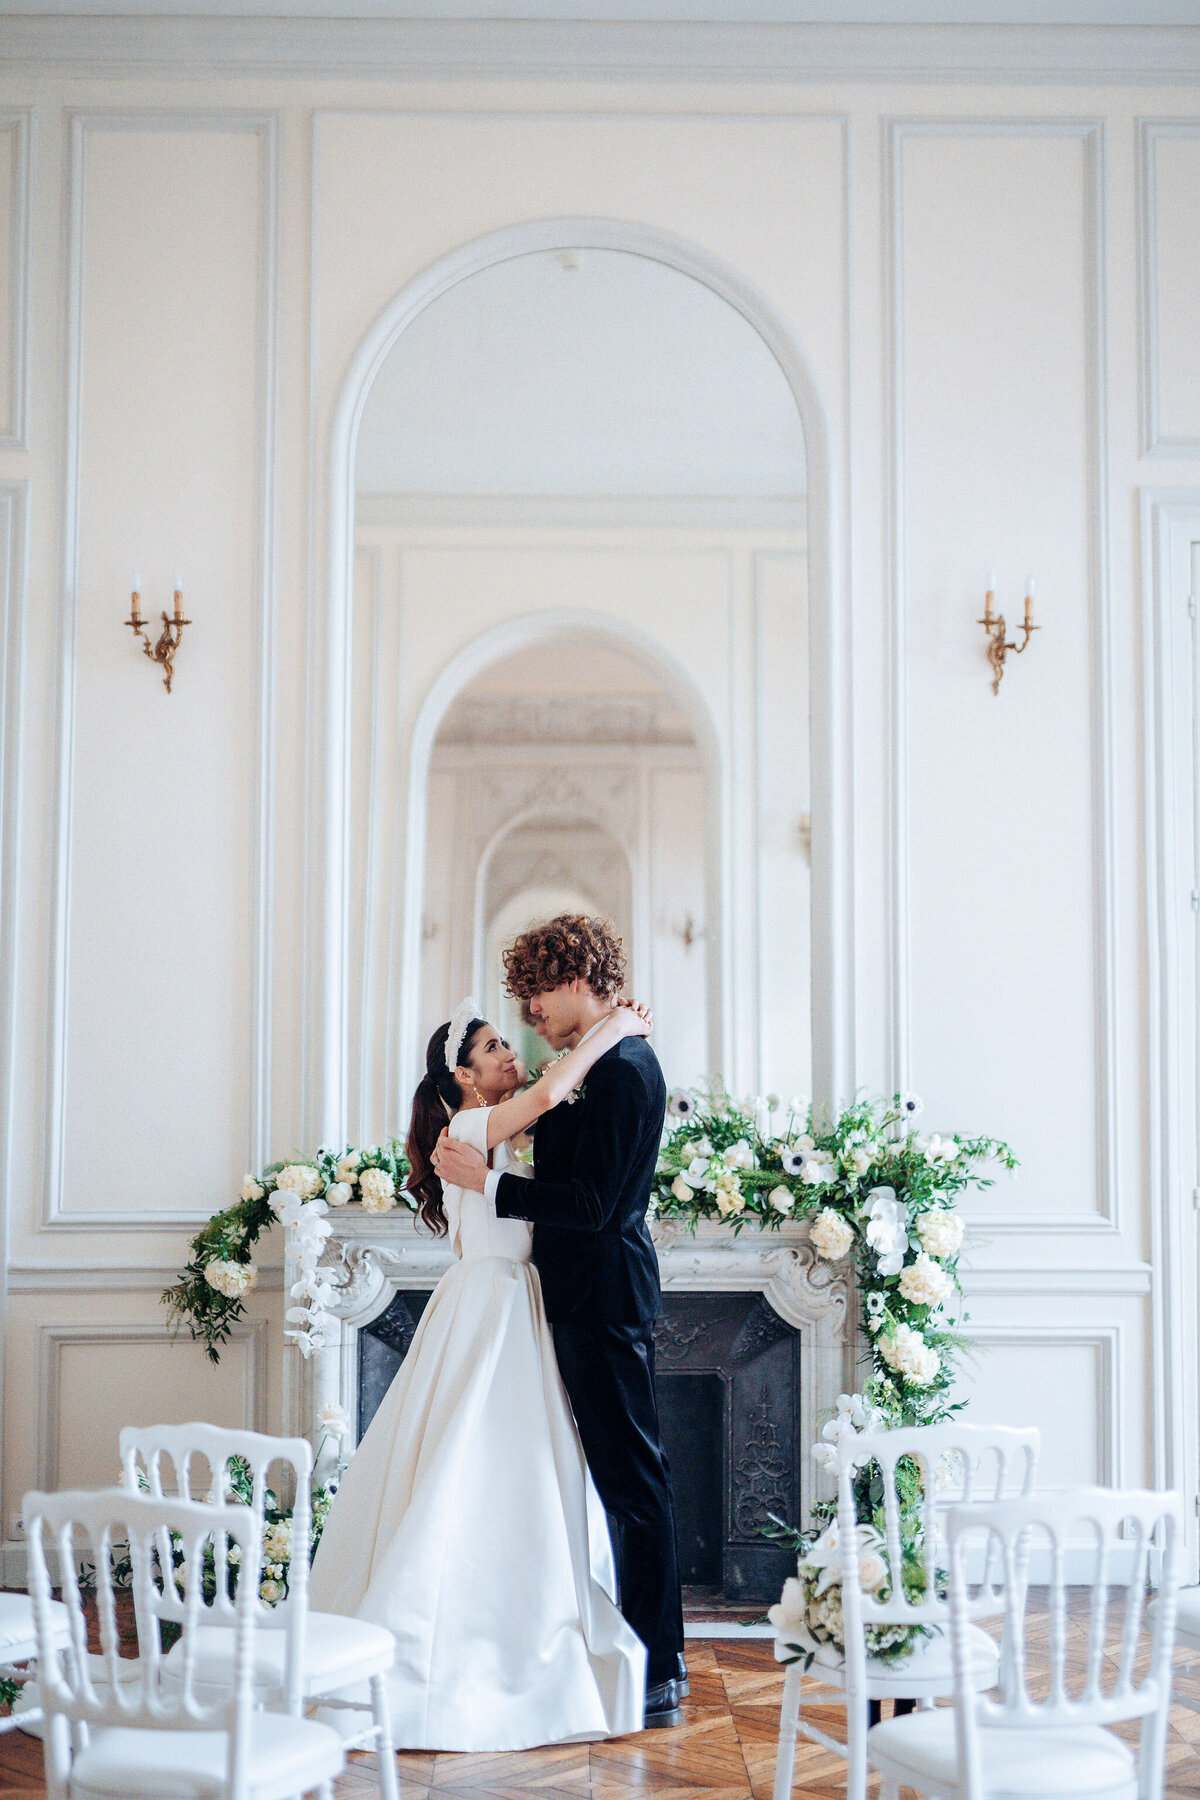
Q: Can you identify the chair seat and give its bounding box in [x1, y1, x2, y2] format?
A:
[869, 1707, 1136, 1798]
[775, 1620, 1000, 1696]
[68, 1711, 343, 1800]
[164, 1611, 395, 1698]
[0, 1593, 69, 1657]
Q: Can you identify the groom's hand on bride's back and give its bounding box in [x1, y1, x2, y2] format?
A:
[432, 1128, 489, 1193]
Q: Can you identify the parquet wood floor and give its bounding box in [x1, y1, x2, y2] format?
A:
[3, 1626, 1200, 1800]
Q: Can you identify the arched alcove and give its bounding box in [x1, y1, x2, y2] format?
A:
[330, 222, 837, 1137]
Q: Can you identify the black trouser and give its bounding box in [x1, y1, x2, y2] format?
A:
[552, 1320, 685, 1688]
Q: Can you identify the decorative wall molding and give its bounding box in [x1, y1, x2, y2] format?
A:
[357, 493, 807, 532]
[44, 109, 280, 1230]
[437, 691, 694, 746]
[1137, 120, 1200, 458]
[9, 1262, 284, 1292]
[0, 112, 31, 451]
[967, 1322, 1122, 1488]
[962, 1265, 1152, 1297]
[35, 1318, 269, 1489]
[1140, 490, 1200, 1554]
[883, 116, 1117, 1237]
[3, 18, 1200, 83]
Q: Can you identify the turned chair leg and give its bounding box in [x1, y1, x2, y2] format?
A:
[370, 1673, 399, 1800]
[772, 1664, 804, 1800]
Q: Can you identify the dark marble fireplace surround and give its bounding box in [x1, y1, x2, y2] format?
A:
[360, 1289, 802, 1604]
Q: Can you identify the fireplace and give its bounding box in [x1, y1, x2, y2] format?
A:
[293, 1213, 849, 1606]
[358, 1284, 806, 1603]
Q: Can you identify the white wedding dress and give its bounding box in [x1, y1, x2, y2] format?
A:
[308, 1105, 646, 1751]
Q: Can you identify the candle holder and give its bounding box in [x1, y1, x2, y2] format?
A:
[125, 588, 191, 693]
[977, 585, 1038, 695]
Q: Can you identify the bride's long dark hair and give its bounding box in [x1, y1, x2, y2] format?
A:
[406, 1017, 486, 1235]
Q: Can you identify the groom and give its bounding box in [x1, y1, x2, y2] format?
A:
[433, 913, 687, 1729]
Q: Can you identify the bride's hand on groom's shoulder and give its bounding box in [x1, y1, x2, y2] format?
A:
[615, 998, 653, 1038]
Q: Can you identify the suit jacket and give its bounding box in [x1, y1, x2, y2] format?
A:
[493, 1036, 667, 1325]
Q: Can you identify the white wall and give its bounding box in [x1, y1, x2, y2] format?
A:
[0, 49, 1198, 1573]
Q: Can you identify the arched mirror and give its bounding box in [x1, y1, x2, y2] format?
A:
[349, 246, 810, 1132]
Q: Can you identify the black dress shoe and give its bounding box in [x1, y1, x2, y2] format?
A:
[676, 1652, 689, 1697]
[644, 1678, 683, 1729]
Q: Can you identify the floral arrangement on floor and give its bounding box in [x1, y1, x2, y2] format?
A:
[766, 1386, 946, 1670]
[163, 1141, 411, 1362]
[654, 1086, 1015, 1421]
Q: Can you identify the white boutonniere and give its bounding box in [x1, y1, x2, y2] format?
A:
[566, 1081, 587, 1105]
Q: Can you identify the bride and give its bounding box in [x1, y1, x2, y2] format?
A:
[309, 997, 653, 1751]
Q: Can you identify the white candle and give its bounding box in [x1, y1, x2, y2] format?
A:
[987, 569, 997, 593]
[1025, 574, 1036, 597]
[131, 569, 141, 594]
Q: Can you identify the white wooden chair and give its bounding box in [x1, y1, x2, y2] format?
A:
[119, 1422, 398, 1800]
[1148, 1582, 1200, 1711]
[23, 1483, 346, 1800]
[867, 1485, 1183, 1800]
[772, 1421, 1040, 1800]
[0, 1590, 71, 1734]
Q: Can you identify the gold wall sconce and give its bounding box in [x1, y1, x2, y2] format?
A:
[978, 571, 1039, 695]
[125, 569, 191, 694]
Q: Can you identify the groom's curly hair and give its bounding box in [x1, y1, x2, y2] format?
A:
[503, 914, 626, 1002]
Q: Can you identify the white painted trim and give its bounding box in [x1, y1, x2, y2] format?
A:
[4, 16, 1200, 81]
[1138, 120, 1200, 459]
[0, 481, 28, 1611]
[43, 109, 280, 1230]
[320, 211, 844, 1148]
[962, 1265, 1153, 1296]
[8, 1262, 284, 1291]
[35, 1318, 270, 1490]
[1141, 489, 1200, 1572]
[356, 492, 807, 532]
[883, 117, 1117, 1238]
[966, 1322, 1122, 1487]
[0, 112, 30, 451]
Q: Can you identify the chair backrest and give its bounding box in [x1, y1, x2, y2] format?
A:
[837, 1421, 1041, 1633]
[24, 1486, 264, 1800]
[119, 1422, 313, 1711]
[947, 1486, 1181, 1786]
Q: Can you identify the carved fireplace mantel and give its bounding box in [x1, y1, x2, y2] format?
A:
[285, 1211, 853, 1511]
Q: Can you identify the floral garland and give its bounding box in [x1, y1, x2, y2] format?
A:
[163, 1140, 411, 1362]
[654, 1086, 1015, 1420]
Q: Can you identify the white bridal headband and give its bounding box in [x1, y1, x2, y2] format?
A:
[446, 997, 481, 1073]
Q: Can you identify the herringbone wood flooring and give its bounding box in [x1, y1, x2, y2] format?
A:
[4, 1627, 1200, 1800]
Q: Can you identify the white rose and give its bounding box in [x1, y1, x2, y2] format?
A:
[844, 1148, 872, 1178]
[671, 1175, 695, 1203]
[810, 1208, 853, 1260]
[324, 1182, 353, 1208]
[204, 1259, 258, 1300]
[240, 1175, 265, 1202]
[723, 1139, 756, 1171]
[714, 1172, 745, 1216]
[275, 1164, 324, 1200]
[768, 1185, 795, 1216]
[262, 1521, 292, 1561]
[897, 1251, 954, 1308]
[916, 1209, 964, 1258]
[259, 1579, 282, 1606]
[858, 1544, 889, 1594]
[334, 1153, 361, 1184]
[768, 1576, 808, 1637]
[358, 1167, 397, 1212]
[799, 1158, 829, 1186]
[319, 1402, 350, 1438]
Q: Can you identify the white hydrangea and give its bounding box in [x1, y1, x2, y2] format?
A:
[359, 1167, 397, 1212]
[810, 1207, 853, 1260]
[275, 1164, 324, 1200]
[916, 1208, 964, 1259]
[768, 1575, 807, 1637]
[768, 1185, 795, 1216]
[879, 1322, 940, 1386]
[204, 1259, 258, 1300]
[334, 1152, 361, 1184]
[898, 1251, 954, 1308]
[240, 1175, 265, 1202]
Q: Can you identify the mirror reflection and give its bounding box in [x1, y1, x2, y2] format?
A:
[351, 247, 810, 1127]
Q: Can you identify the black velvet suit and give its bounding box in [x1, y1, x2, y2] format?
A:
[494, 1036, 685, 1685]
